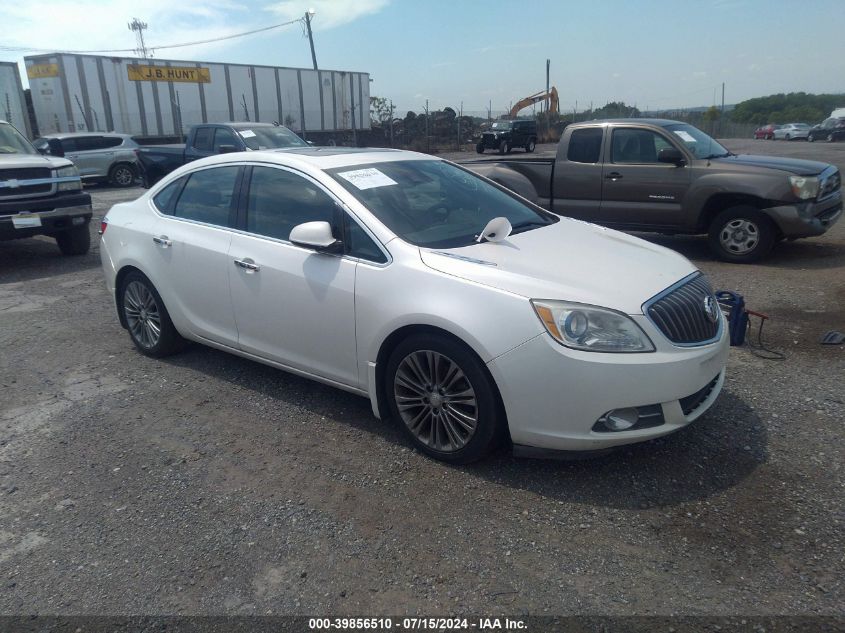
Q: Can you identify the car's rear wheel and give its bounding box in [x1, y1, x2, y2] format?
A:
[785, 134, 791, 141]
[119, 272, 185, 357]
[525, 139, 536, 153]
[109, 163, 136, 188]
[55, 224, 90, 256]
[827, 133, 835, 143]
[498, 140, 509, 155]
[385, 333, 505, 464]
[476, 143, 484, 154]
[708, 206, 776, 263]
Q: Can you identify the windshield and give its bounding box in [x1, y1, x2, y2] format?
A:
[237, 126, 308, 150]
[0, 122, 37, 155]
[328, 160, 557, 248]
[490, 121, 512, 130]
[663, 123, 729, 159]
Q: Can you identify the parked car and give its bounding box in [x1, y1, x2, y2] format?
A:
[808, 117, 845, 143]
[753, 124, 780, 140]
[100, 148, 729, 463]
[33, 132, 140, 187]
[772, 123, 810, 141]
[0, 120, 92, 255]
[477, 120, 537, 154]
[135, 122, 308, 186]
[462, 119, 842, 262]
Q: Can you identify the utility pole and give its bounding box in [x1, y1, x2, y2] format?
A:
[389, 99, 394, 148]
[304, 9, 318, 70]
[128, 18, 149, 59]
[457, 101, 462, 151]
[488, 100, 492, 122]
[720, 81, 725, 137]
[424, 99, 429, 154]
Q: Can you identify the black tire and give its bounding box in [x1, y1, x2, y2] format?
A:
[785, 134, 791, 141]
[707, 206, 776, 263]
[525, 139, 536, 153]
[476, 143, 484, 154]
[498, 140, 508, 155]
[385, 333, 505, 464]
[827, 133, 834, 143]
[55, 224, 90, 256]
[118, 271, 185, 358]
[109, 163, 136, 188]
[808, 134, 814, 143]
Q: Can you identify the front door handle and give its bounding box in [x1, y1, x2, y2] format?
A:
[152, 235, 172, 247]
[605, 172, 623, 180]
[234, 258, 260, 272]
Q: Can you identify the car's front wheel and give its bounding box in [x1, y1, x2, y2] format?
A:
[385, 333, 505, 464]
[476, 143, 484, 154]
[827, 133, 835, 143]
[808, 134, 815, 142]
[525, 139, 536, 153]
[109, 163, 136, 188]
[119, 272, 185, 357]
[708, 206, 776, 263]
[498, 140, 509, 155]
[55, 224, 90, 256]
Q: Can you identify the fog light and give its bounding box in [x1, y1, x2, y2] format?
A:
[601, 408, 638, 431]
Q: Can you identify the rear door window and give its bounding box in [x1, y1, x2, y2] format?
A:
[172, 166, 240, 227]
[611, 128, 671, 164]
[567, 128, 603, 163]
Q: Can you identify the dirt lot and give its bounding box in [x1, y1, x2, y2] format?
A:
[1, 139, 843, 618]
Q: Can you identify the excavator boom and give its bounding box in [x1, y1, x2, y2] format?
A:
[509, 87, 559, 118]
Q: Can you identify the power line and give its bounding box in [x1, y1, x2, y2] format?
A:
[0, 17, 303, 55]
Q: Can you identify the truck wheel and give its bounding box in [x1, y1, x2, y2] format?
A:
[476, 143, 484, 154]
[708, 206, 776, 263]
[498, 140, 509, 155]
[109, 163, 136, 188]
[827, 133, 835, 143]
[385, 333, 506, 464]
[55, 224, 91, 256]
[808, 134, 814, 142]
[525, 139, 536, 153]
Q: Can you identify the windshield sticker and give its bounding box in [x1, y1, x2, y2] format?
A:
[673, 130, 696, 143]
[337, 168, 398, 190]
[239, 130, 257, 139]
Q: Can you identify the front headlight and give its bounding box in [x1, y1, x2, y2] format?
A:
[531, 300, 655, 353]
[789, 175, 819, 200]
[56, 165, 82, 192]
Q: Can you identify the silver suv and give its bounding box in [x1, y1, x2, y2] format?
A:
[33, 133, 140, 188]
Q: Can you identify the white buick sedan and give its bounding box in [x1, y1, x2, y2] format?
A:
[100, 148, 729, 463]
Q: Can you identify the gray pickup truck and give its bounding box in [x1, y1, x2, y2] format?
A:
[464, 118, 842, 262]
[1, 120, 92, 255]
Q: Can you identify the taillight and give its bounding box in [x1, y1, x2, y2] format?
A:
[98, 218, 108, 236]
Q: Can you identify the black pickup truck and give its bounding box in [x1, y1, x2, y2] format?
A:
[136, 122, 308, 186]
[463, 118, 842, 262]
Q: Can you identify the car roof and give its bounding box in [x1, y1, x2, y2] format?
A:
[220, 122, 282, 129]
[190, 147, 434, 171]
[580, 118, 686, 127]
[38, 132, 134, 139]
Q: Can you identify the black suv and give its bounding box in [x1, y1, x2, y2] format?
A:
[808, 117, 845, 143]
[477, 119, 537, 154]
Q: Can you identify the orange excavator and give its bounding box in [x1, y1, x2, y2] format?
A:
[508, 87, 559, 119]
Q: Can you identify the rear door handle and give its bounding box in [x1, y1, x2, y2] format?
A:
[234, 258, 260, 272]
[605, 172, 623, 180]
[152, 235, 172, 247]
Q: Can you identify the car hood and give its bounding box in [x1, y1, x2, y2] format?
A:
[0, 153, 72, 170]
[712, 154, 827, 176]
[419, 219, 696, 315]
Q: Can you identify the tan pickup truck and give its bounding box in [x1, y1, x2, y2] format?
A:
[463, 118, 842, 262]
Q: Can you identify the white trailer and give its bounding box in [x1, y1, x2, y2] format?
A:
[0, 61, 32, 138]
[24, 53, 370, 138]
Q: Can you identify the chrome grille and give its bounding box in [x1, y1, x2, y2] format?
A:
[820, 170, 841, 199]
[646, 275, 720, 345]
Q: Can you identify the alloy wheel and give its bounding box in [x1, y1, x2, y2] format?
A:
[124, 281, 162, 349]
[113, 166, 134, 186]
[719, 218, 759, 255]
[393, 350, 478, 453]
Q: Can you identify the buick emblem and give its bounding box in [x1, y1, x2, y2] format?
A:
[703, 295, 719, 324]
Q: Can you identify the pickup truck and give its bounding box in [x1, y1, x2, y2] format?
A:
[136, 122, 308, 186]
[464, 118, 843, 262]
[1, 119, 92, 256]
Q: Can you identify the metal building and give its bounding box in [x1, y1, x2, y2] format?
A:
[24, 53, 370, 138]
[0, 61, 32, 137]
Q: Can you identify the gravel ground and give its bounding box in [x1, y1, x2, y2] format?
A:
[1, 140, 843, 618]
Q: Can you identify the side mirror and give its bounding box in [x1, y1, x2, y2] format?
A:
[306, 140, 315, 146]
[658, 147, 685, 166]
[217, 144, 238, 154]
[47, 138, 64, 157]
[289, 221, 343, 254]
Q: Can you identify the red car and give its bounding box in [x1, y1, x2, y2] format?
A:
[754, 124, 780, 140]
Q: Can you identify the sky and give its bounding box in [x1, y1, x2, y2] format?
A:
[2, 0, 844, 118]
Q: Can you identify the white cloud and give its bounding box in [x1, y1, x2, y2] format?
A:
[265, 0, 390, 30]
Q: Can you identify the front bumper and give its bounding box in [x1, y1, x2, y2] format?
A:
[487, 318, 730, 452]
[0, 194, 92, 240]
[764, 191, 842, 238]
